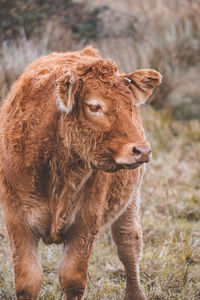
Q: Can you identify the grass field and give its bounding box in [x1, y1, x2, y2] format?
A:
[0, 107, 199, 299]
[0, 0, 200, 299]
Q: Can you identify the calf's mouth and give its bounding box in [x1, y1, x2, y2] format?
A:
[91, 158, 146, 173]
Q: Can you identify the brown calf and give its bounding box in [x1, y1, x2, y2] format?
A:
[0, 46, 161, 300]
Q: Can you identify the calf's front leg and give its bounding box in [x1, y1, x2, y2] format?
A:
[58, 172, 107, 300]
[5, 215, 43, 300]
[59, 219, 97, 300]
[111, 199, 145, 300]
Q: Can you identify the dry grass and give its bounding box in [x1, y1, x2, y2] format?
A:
[0, 0, 199, 299]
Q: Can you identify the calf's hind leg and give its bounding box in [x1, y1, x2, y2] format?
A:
[111, 199, 145, 300]
[5, 212, 43, 300]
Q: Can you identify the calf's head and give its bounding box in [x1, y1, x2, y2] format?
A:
[57, 57, 162, 172]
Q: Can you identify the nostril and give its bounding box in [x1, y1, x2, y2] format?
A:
[132, 145, 152, 163]
[133, 147, 141, 155]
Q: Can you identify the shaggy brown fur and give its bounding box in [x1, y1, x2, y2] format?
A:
[0, 46, 161, 300]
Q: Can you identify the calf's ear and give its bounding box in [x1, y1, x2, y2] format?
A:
[56, 72, 81, 113]
[124, 69, 162, 105]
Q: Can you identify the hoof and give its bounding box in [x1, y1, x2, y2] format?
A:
[124, 290, 146, 300]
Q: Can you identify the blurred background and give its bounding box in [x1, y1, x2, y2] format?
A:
[0, 0, 200, 299]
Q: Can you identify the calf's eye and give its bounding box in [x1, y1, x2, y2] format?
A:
[88, 104, 102, 113]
